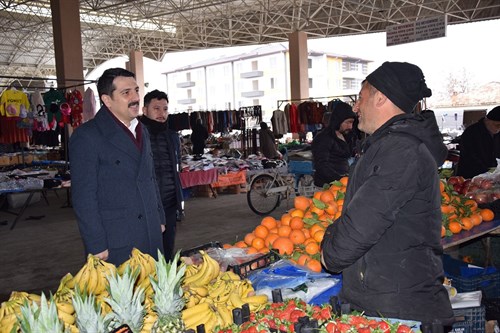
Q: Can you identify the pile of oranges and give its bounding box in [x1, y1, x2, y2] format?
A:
[440, 179, 495, 237]
[223, 177, 349, 272]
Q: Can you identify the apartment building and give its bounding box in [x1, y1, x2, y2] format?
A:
[164, 43, 372, 121]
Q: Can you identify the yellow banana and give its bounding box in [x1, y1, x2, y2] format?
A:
[27, 293, 42, 304]
[8, 291, 29, 302]
[183, 261, 208, 286]
[215, 304, 233, 328]
[202, 251, 220, 282]
[207, 279, 225, 298]
[183, 306, 215, 330]
[58, 310, 76, 325]
[143, 312, 158, 325]
[92, 268, 106, 295]
[185, 294, 199, 308]
[0, 313, 18, 333]
[204, 310, 218, 333]
[0, 302, 6, 320]
[185, 264, 200, 278]
[88, 265, 100, 294]
[222, 270, 241, 281]
[181, 302, 211, 320]
[56, 301, 75, 315]
[229, 291, 245, 308]
[190, 285, 209, 297]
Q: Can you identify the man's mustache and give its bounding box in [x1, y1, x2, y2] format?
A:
[128, 101, 139, 108]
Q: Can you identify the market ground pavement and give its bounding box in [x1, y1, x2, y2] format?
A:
[1, 189, 499, 302]
[0, 189, 293, 302]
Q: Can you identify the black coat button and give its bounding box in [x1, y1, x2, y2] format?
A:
[138, 214, 143, 219]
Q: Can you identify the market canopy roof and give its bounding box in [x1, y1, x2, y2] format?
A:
[1, 0, 500, 87]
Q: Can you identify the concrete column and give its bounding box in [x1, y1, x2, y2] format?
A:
[128, 50, 145, 109]
[50, 0, 84, 93]
[288, 31, 309, 101]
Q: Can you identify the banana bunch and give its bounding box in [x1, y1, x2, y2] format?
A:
[182, 266, 269, 330]
[66, 254, 116, 296]
[56, 300, 76, 326]
[0, 291, 41, 333]
[182, 250, 220, 287]
[140, 312, 158, 333]
[117, 248, 156, 295]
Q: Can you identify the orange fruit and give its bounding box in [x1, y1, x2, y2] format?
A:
[339, 176, 349, 187]
[304, 211, 313, 219]
[303, 237, 316, 245]
[310, 205, 325, 216]
[320, 191, 334, 203]
[251, 237, 265, 250]
[480, 208, 495, 222]
[439, 180, 445, 193]
[441, 205, 454, 214]
[261, 216, 277, 230]
[278, 225, 292, 237]
[289, 229, 306, 245]
[290, 209, 305, 218]
[313, 191, 323, 200]
[460, 217, 473, 231]
[222, 243, 233, 249]
[470, 213, 483, 226]
[448, 221, 462, 234]
[313, 229, 325, 243]
[441, 192, 450, 204]
[302, 228, 311, 239]
[464, 199, 478, 211]
[290, 217, 305, 230]
[334, 211, 342, 219]
[297, 254, 311, 266]
[272, 237, 294, 255]
[254, 225, 269, 239]
[325, 201, 338, 215]
[294, 196, 310, 211]
[309, 223, 325, 236]
[269, 227, 279, 234]
[305, 242, 320, 255]
[234, 240, 248, 248]
[246, 246, 259, 254]
[260, 247, 270, 253]
[244, 232, 256, 246]
[264, 233, 280, 247]
[281, 213, 292, 226]
[307, 259, 322, 273]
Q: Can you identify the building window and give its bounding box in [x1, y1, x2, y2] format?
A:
[309, 78, 313, 88]
[342, 61, 359, 72]
[308, 58, 312, 68]
[252, 80, 259, 90]
[186, 72, 191, 81]
[270, 78, 275, 89]
[187, 89, 192, 99]
[252, 60, 258, 71]
[362, 63, 368, 75]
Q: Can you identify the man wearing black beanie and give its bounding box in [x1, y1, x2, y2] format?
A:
[311, 101, 356, 187]
[457, 105, 500, 178]
[321, 62, 454, 326]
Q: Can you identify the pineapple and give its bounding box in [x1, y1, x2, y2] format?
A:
[150, 250, 187, 333]
[104, 265, 145, 332]
[72, 287, 110, 333]
[18, 293, 67, 333]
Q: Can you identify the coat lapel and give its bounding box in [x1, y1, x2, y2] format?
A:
[95, 107, 141, 162]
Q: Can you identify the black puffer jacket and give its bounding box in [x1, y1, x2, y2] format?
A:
[321, 111, 454, 324]
[140, 117, 183, 212]
[311, 103, 355, 187]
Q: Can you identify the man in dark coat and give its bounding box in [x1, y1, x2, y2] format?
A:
[70, 68, 165, 266]
[259, 122, 281, 159]
[191, 118, 209, 157]
[456, 105, 500, 179]
[140, 90, 184, 260]
[311, 101, 356, 187]
[321, 62, 454, 325]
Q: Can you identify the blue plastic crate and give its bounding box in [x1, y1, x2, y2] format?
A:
[446, 270, 500, 299]
[450, 306, 485, 333]
[288, 160, 313, 175]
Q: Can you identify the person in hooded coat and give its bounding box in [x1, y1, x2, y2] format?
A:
[191, 118, 209, 156]
[311, 101, 356, 187]
[321, 62, 454, 326]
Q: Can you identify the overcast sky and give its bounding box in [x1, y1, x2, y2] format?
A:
[163, 18, 500, 93]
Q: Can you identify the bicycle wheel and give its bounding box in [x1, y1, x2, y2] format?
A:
[247, 174, 281, 215]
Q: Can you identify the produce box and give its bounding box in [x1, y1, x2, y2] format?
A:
[450, 306, 485, 333]
[180, 242, 280, 278]
[212, 170, 246, 188]
[446, 270, 500, 299]
[288, 160, 313, 175]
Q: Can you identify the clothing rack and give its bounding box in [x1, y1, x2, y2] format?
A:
[0, 75, 96, 91]
[277, 94, 358, 109]
[239, 105, 262, 157]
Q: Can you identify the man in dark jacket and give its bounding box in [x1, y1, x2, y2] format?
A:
[311, 102, 356, 187]
[140, 90, 184, 260]
[321, 62, 454, 325]
[259, 122, 281, 159]
[70, 68, 165, 265]
[456, 105, 500, 179]
[191, 118, 209, 157]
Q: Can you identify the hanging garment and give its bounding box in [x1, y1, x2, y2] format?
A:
[271, 109, 289, 136]
[0, 88, 30, 118]
[31, 90, 49, 132]
[43, 88, 66, 130]
[67, 89, 84, 128]
[83, 87, 96, 122]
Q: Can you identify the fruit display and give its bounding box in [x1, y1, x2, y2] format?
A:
[447, 173, 500, 204]
[215, 298, 416, 333]
[224, 177, 349, 273]
[181, 250, 268, 332]
[440, 178, 495, 237]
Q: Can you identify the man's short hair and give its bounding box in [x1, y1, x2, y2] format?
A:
[144, 89, 169, 106]
[97, 68, 135, 103]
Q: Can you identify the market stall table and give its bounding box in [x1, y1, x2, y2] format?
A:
[179, 168, 219, 197]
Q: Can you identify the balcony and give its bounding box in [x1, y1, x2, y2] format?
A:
[241, 91, 264, 98]
[178, 98, 196, 104]
[240, 70, 263, 79]
[176, 81, 196, 88]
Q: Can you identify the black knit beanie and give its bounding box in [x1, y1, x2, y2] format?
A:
[366, 61, 432, 113]
[486, 106, 500, 121]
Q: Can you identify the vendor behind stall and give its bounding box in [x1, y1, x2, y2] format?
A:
[320, 62, 454, 326]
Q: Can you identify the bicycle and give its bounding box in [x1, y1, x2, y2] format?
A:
[246, 159, 315, 215]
